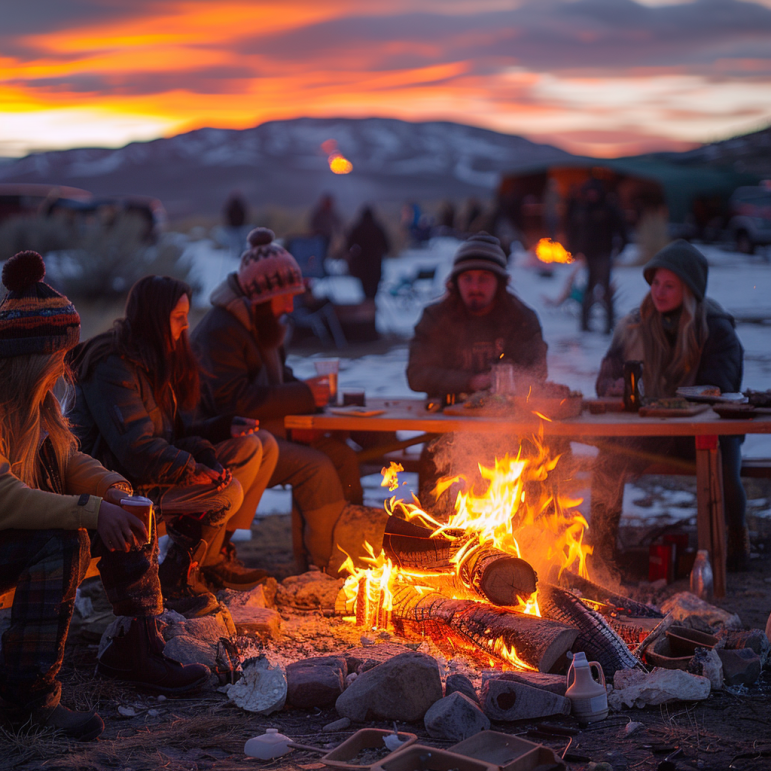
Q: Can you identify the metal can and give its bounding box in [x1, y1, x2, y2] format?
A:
[623, 360, 643, 412]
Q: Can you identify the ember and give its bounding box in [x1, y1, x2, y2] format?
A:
[535, 238, 573, 264]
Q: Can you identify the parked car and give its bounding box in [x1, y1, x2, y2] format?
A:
[728, 183, 771, 254]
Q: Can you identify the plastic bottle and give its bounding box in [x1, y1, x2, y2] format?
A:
[244, 728, 292, 759]
[565, 651, 608, 724]
[689, 550, 714, 602]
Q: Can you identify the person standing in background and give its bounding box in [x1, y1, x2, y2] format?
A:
[346, 206, 391, 301]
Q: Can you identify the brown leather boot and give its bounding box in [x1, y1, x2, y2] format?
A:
[27, 703, 104, 742]
[159, 540, 219, 618]
[97, 616, 209, 696]
[201, 541, 270, 590]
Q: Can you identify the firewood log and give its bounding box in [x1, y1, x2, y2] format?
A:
[389, 583, 577, 673]
[382, 517, 537, 606]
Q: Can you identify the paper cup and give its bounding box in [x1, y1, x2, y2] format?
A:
[120, 496, 154, 547]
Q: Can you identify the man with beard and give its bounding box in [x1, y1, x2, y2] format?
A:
[192, 228, 384, 574]
[407, 233, 548, 501]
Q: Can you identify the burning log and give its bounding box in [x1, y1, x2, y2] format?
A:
[538, 584, 640, 678]
[555, 569, 663, 619]
[389, 583, 577, 673]
[383, 517, 537, 607]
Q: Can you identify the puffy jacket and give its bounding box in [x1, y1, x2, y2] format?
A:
[0, 445, 126, 531]
[407, 291, 548, 397]
[191, 274, 316, 421]
[70, 352, 221, 487]
[596, 299, 744, 397]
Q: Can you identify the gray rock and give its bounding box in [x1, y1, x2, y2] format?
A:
[481, 679, 571, 722]
[717, 648, 761, 686]
[445, 674, 479, 705]
[335, 651, 443, 722]
[424, 692, 490, 741]
[492, 671, 568, 696]
[229, 607, 281, 640]
[287, 656, 346, 708]
[162, 634, 218, 668]
[323, 717, 351, 732]
[343, 644, 415, 674]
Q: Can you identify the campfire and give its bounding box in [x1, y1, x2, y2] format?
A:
[337, 439, 648, 679]
[535, 238, 573, 264]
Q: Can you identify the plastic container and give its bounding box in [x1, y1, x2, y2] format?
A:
[323, 728, 418, 770]
[451, 730, 566, 771]
[689, 549, 714, 602]
[565, 651, 608, 724]
[371, 745, 497, 771]
[244, 728, 291, 759]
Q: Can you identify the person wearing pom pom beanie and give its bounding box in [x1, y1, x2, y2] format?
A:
[591, 240, 747, 573]
[191, 228, 386, 573]
[0, 252, 209, 742]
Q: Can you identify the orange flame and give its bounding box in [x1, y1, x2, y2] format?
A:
[322, 138, 353, 174]
[535, 238, 573, 264]
[340, 434, 593, 669]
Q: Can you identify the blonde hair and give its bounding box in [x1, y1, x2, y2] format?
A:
[639, 287, 708, 398]
[0, 351, 77, 488]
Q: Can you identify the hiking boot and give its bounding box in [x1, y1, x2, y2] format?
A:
[159, 540, 219, 618]
[201, 552, 269, 591]
[97, 616, 210, 696]
[28, 703, 105, 742]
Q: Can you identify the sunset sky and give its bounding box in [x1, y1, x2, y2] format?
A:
[2, 0, 771, 159]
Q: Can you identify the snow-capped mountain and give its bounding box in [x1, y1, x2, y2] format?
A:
[0, 117, 573, 217]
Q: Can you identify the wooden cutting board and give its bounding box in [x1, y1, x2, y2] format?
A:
[638, 402, 710, 418]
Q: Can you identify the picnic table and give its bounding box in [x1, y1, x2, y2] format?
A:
[286, 398, 771, 598]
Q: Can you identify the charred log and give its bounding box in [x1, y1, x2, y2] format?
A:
[555, 569, 663, 619]
[538, 583, 640, 678]
[390, 583, 577, 673]
[383, 518, 537, 606]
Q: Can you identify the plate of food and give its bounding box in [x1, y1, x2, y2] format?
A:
[712, 403, 771, 419]
[676, 386, 747, 404]
[638, 398, 711, 417]
[444, 382, 583, 420]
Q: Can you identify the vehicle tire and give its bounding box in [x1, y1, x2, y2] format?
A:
[735, 230, 755, 254]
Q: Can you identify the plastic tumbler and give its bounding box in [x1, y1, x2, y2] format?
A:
[314, 359, 339, 405]
[120, 495, 154, 547]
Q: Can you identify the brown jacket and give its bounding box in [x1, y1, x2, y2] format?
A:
[0, 448, 127, 531]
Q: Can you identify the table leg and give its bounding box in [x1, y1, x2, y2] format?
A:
[695, 435, 726, 598]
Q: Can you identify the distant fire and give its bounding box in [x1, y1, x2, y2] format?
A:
[321, 138, 353, 175]
[535, 238, 573, 264]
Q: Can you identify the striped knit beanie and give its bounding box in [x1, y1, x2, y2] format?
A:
[449, 232, 509, 282]
[0, 251, 80, 358]
[237, 228, 304, 303]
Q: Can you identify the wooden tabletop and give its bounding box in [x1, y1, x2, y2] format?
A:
[285, 397, 771, 438]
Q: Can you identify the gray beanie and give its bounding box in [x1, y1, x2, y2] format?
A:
[643, 239, 708, 302]
[449, 232, 508, 281]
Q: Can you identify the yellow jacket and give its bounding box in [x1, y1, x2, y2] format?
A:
[0, 448, 128, 531]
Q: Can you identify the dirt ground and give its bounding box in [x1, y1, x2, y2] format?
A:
[2, 510, 771, 771]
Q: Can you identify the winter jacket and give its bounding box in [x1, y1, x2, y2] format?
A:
[407, 291, 548, 397]
[569, 192, 626, 260]
[346, 212, 390, 298]
[70, 352, 222, 487]
[0, 444, 126, 531]
[191, 273, 316, 421]
[596, 299, 743, 397]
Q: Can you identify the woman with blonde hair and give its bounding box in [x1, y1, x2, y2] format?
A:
[592, 240, 747, 572]
[0, 252, 208, 741]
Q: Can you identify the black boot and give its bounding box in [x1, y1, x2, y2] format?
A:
[97, 616, 209, 695]
[24, 704, 104, 742]
[159, 523, 219, 618]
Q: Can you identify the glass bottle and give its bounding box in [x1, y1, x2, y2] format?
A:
[689, 550, 714, 602]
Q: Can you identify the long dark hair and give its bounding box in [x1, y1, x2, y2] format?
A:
[76, 276, 199, 412]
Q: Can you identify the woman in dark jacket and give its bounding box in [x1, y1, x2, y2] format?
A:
[592, 240, 747, 572]
[70, 276, 278, 617]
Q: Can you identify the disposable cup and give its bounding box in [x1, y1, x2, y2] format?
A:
[120, 496, 154, 547]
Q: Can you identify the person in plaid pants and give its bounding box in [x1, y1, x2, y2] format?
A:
[0, 252, 208, 741]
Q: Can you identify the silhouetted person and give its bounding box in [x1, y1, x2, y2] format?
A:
[222, 192, 249, 255]
[309, 194, 343, 251]
[570, 179, 626, 334]
[346, 207, 391, 300]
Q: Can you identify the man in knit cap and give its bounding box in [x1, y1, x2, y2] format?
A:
[193, 228, 384, 573]
[0, 251, 208, 741]
[407, 233, 549, 502]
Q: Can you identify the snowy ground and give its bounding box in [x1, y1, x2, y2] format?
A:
[183, 235, 771, 530]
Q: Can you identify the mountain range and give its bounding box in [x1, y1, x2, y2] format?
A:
[0, 118, 572, 218]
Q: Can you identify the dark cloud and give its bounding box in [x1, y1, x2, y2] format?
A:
[235, 0, 771, 76]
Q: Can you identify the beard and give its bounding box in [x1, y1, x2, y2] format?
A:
[465, 295, 492, 313]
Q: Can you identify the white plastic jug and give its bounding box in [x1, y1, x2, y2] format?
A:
[565, 651, 608, 724]
[244, 728, 292, 759]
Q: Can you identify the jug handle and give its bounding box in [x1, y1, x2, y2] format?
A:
[566, 666, 575, 688]
[589, 662, 605, 686]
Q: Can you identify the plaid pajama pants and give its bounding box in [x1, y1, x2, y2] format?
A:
[0, 527, 162, 713]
